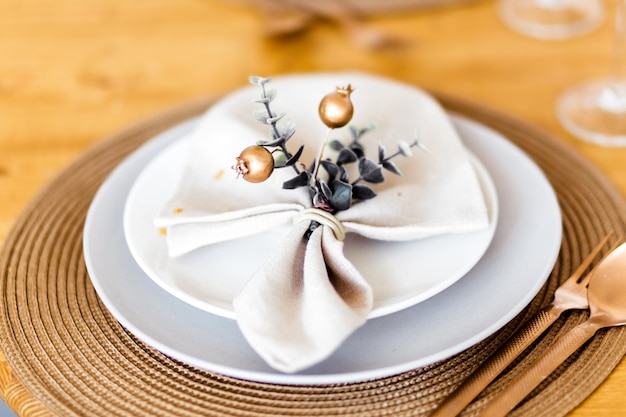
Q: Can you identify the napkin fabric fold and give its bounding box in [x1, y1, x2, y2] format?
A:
[233, 220, 373, 373]
[154, 72, 490, 372]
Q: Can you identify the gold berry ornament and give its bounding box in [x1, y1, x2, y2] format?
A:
[318, 85, 354, 129]
[232, 145, 274, 183]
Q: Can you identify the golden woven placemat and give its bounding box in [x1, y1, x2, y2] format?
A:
[1, 93, 626, 417]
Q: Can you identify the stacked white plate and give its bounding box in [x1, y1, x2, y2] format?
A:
[84, 79, 561, 385]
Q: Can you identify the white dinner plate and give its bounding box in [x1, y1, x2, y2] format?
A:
[83, 113, 562, 385]
[123, 130, 498, 320]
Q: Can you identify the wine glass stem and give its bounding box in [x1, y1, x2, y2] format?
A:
[612, 0, 626, 96]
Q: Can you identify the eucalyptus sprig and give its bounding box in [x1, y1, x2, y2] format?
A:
[249, 76, 304, 173]
[232, 76, 427, 215]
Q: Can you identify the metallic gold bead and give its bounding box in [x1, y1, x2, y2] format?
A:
[232, 145, 274, 183]
[318, 85, 354, 129]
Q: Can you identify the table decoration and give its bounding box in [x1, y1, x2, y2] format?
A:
[102, 109, 544, 385]
[1, 90, 626, 416]
[431, 234, 615, 417]
[121, 121, 498, 326]
[480, 240, 626, 416]
[152, 73, 491, 373]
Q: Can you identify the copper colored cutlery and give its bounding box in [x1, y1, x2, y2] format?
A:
[430, 233, 621, 416]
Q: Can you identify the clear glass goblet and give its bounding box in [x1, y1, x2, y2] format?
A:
[498, 0, 604, 39]
[557, 0, 626, 146]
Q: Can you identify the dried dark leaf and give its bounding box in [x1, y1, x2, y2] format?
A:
[353, 184, 377, 200]
[359, 158, 384, 183]
[363, 122, 377, 135]
[320, 160, 339, 180]
[378, 143, 386, 162]
[319, 179, 332, 200]
[382, 160, 402, 176]
[329, 140, 344, 151]
[285, 144, 304, 166]
[339, 165, 349, 182]
[349, 125, 359, 142]
[282, 172, 310, 189]
[350, 143, 365, 159]
[330, 181, 352, 211]
[337, 147, 358, 165]
[350, 123, 376, 142]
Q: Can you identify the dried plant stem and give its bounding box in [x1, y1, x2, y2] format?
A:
[313, 128, 332, 180]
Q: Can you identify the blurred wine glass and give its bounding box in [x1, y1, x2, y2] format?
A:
[557, 0, 626, 145]
[498, 0, 604, 39]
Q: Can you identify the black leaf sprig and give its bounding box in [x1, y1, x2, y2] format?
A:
[232, 76, 427, 218]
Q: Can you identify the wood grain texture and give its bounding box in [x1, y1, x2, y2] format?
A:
[1, 0, 625, 415]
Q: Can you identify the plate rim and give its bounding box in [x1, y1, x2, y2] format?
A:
[121, 118, 499, 320]
[83, 111, 562, 385]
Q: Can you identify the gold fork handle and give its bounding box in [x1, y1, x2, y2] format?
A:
[430, 307, 562, 417]
[478, 321, 600, 417]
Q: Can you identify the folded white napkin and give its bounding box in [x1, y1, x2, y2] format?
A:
[154, 72, 490, 373]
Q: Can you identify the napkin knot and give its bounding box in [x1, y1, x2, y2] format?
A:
[294, 208, 346, 241]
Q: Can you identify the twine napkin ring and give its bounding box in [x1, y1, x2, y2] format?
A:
[294, 208, 346, 241]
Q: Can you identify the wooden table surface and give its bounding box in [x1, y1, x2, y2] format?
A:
[1, 0, 625, 415]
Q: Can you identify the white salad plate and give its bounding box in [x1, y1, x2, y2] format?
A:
[83, 113, 562, 385]
[123, 127, 498, 320]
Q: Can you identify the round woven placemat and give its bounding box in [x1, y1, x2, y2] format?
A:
[1, 93, 626, 417]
